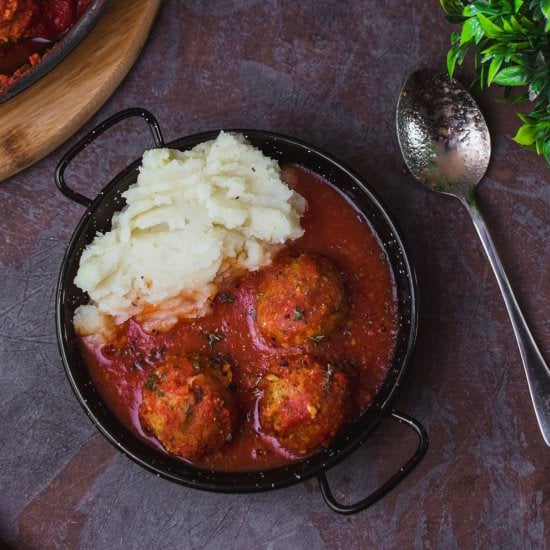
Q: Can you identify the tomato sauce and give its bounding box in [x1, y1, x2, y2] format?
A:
[80, 165, 399, 472]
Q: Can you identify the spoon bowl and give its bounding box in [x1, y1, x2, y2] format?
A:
[397, 69, 491, 199]
[396, 69, 550, 446]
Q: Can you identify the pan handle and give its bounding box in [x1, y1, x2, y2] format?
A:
[55, 108, 165, 207]
[318, 410, 428, 515]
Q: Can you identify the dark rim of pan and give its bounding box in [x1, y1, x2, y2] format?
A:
[56, 117, 422, 497]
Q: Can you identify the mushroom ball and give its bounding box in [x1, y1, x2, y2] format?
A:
[258, 354, 349, 455]
[256, 253, 347, 348]
[139, 355, 237, 459]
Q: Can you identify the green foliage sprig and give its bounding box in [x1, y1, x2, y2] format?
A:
[440, 0, 550, 165]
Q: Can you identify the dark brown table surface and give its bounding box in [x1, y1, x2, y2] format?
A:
[1, 1, 548, 548]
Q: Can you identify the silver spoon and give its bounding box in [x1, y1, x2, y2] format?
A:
[396, 68, 550, 446]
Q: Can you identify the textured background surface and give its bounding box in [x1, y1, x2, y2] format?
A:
[1, 1, 549, 548]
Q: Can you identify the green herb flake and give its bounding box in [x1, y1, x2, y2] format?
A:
[293, 306, 305, 320]
[146, 374, 157, 391]
[323, 364, 334, 392]
[310, 334, 325, 345]
[205, 331, 225, 346]
[219, 292, 236, 304]
[192, 359, 201, 371]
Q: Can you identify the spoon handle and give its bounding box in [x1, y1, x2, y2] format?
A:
[463, 198, 550, 446]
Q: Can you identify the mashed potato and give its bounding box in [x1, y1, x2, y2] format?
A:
[73, 132, 307, 336]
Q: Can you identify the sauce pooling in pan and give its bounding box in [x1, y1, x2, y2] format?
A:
[80, 165, 399, 472]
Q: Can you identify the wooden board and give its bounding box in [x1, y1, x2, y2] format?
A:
[0, 0, 162, 182]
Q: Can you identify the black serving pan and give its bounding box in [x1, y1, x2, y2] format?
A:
[55, 108, 428, 514]
[0, 0, 111, 103]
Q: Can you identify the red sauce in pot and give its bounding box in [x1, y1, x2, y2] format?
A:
[79, 165, 399, 472]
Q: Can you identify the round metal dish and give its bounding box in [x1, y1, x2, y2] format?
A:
[0, 0, 111, 104]
[55, 108, 428, 514]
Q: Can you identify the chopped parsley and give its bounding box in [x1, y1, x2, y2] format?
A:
[310, 334, 325, 345]
[293, 306, 305, 320]
[148, 347, 165, 363]
[192, 359, 201, 371]
[324, 364, 334, 392]
[204, 331, 225, 346]
[146, 374, 158, 391]
[131, 359, 145, 370]
[219, 292, 236, 304]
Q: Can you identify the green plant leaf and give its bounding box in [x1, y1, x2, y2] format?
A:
[502, 18, 514, 33]
[447, 44, 469, 77]
[441, 0, 550, 165]
[477, 13, 505, 38]
[440, 0, 464, 15]
[517, 15, 540, 33]
[493, 65, 529, 85]
[479, 63, 487, 89]
[441, 0, 467, 22]
[463, 5, 479, 17]
[528, 79, 545, 101]
[508, 15, 526, 33]
[513, 124, 538, 145]
[460, 16, 484, 44]
[447, 46, 460, 77]
[487, 56, 504, 85]
[514, 0, 524, 13]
